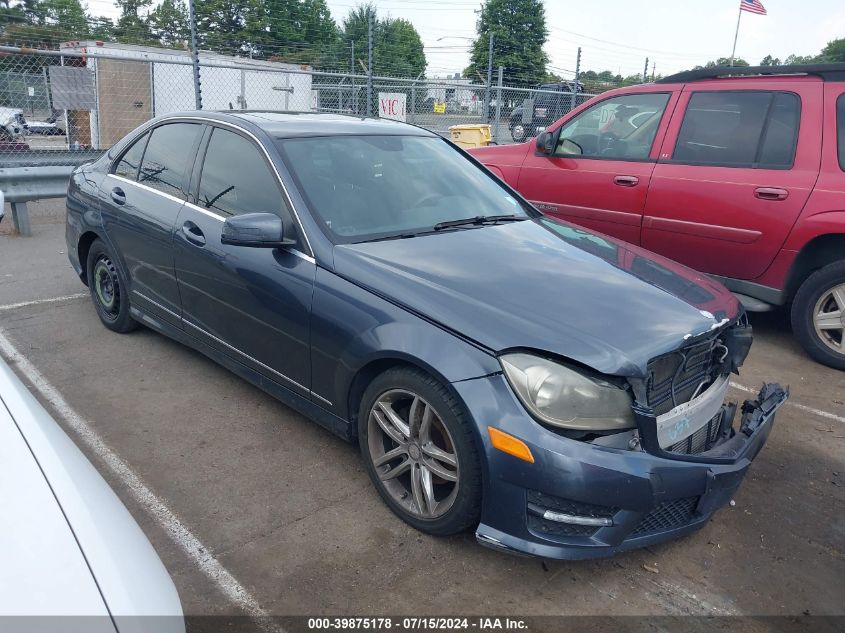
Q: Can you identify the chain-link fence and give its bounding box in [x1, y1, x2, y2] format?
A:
[0, 43, 613, 165]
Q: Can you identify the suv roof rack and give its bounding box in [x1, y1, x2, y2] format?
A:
[656, 63, 845, 84]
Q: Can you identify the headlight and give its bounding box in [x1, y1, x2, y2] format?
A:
[500, 353, 635, 431]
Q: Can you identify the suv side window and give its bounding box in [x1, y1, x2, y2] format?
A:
[673, 91, 800, 169]
[113, 132, 148, 180]
[197, 127, 287, 218]
[554, 93, 671, 160]
[837, 94, 845, 171]
[138, 123, 202, 197]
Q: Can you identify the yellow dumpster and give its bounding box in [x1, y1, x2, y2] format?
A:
[449, 124, 492, 149]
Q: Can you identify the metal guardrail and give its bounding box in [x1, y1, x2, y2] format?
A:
[0, 165, 76, 236]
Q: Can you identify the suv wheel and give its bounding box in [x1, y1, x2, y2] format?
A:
[510, 122, 528, 143]
[791, 261, 845, 370]
[358, 367, 482, 535]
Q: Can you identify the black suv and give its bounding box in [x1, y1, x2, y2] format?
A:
[508, 82, 584, 142]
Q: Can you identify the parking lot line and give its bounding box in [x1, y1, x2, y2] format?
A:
[730, 381, 845, 425]
[0, 293, 88, 312]
[0, 327, 281, 631]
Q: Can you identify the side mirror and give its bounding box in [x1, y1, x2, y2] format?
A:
[221, 212, 294, 248]
[535, 131, 555, 155]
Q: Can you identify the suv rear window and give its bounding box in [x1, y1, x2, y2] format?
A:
[673, 91, 800, 169]
[838, 94, 845, 171]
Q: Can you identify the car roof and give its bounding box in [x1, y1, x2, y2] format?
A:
[657, 63, 845, 84]
[164, 110, 438, 139]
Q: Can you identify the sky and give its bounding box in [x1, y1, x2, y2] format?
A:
[86, 0, 845, 79]
[323, 0, 845, 78]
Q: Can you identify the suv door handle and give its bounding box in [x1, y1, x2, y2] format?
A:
[754, 187, 789, 201]
[110, 187, 126, 205]
[614, 175, 639, 187]
[181, 221, 206, 247]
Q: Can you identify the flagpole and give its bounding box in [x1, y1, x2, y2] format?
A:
[730, 5, 742, 66]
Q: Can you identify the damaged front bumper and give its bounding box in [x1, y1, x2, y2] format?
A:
[453, 371, 788, 560]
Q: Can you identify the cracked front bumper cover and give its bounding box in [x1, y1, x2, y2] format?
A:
[456, 374, 788, 560]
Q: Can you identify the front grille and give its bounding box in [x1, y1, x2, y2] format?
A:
[668, 411, 724, 455]
[646, 333, 725, 416]
[527, 490, 617, 539]
[631, 497, 700, 537]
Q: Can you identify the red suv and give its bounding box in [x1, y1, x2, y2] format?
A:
[470, 64, 845, 370]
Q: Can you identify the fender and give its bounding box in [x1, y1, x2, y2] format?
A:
[309, 267, 501, 420]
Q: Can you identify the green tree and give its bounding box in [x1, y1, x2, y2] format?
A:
[760, 54, 781, 66]
[259, 0, 341, 66]
[113, 0, 153, 43]
[820, 37, 845, 62]
[41, 0, 88, 36]
[341, 4, 425, 77]
[464, 0, 548, 87]
[195, 0, 265, 56]
[784, 53, 817, 64]
[148, 0, 187, 47]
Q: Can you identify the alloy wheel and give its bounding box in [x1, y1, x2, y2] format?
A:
[812, 283, 845, 354]
[512, 124, 526, 141]
[367, 389, 460, 519]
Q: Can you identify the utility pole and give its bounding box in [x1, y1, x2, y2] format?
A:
[366, 13, 374, 116]
[493, 65, 503, 143]
[188, 0, 202, 110]
[643, 57, 649, 83]
[571, 47, 581, 112]
[485, 32, 494, 123]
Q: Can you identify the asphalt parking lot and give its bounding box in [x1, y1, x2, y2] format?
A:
[1, 203, 843, 629]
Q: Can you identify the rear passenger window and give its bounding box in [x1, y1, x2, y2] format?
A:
[138, 123, 201, 197]
[838, 94, 845, 171]
[113, 132, 148, 180]
[197, 127, 285, 218]
[673, 91, 800, 169]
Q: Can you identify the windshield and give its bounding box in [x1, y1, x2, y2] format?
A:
[276, 135, 532, 243]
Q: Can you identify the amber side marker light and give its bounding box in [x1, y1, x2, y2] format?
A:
[487, 426, 535, 463]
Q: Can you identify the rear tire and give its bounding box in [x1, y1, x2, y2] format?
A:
[358, 367, 482, 536]
[791, 261, 845, 370]
[86, 238, 138, 333]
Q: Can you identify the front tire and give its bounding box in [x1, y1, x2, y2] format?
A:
[791, 261, 845, 370]
[86, 238, 138, 333]
[358, 367, 482, 536]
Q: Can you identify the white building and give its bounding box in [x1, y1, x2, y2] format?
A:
[58, 41, 314, 149]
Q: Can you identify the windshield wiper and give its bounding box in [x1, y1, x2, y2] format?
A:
[432, 215, 528, 231]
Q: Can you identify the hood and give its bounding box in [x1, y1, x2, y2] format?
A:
[333, 217, 739, 377]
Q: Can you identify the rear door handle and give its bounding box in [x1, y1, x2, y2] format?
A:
[614, 175, 639, 187]
[110, 187, 126, 205]
[181, 221, 206, 247]
[754, 187, 788, 201]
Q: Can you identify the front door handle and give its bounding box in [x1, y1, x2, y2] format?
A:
[110, 187, 126, 205]
[181, 221, 206, 247]
[754, 187, 789, 201]
[614, 175, 639, 187]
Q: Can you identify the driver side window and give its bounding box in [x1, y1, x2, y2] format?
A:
[554, 93, 670, 160]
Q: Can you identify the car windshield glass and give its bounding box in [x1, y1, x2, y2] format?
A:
[276, 135, 530, 243]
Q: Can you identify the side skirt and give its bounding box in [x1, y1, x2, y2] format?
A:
[129, 306, 355, 442]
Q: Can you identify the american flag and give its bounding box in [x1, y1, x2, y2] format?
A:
[740, 0, 767, 15]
